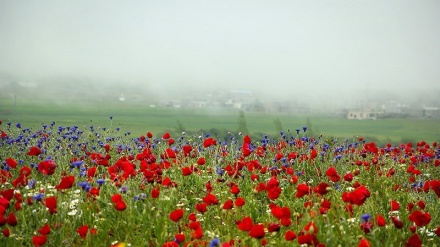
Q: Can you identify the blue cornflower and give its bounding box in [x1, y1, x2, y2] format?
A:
[302, 126, 307, 132]
[361, 213, 371, 222]
[96, 179, 105, 186]
[33, 193, 44, 201]
[209, 238, 220, 247]
[71, 160, 83, 168]
[27, 179, 36, 189]
[119, 186, 128, 193]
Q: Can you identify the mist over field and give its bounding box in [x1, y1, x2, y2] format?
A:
[1, 0, 440, 111]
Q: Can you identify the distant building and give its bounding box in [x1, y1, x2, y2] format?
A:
[422, 106, 440, 118]
[347, 109, 376, 120]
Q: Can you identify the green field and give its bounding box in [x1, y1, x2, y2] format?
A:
[1, 98, 439, 145]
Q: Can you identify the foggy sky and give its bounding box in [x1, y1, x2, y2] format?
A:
[1, 1, 439, 104]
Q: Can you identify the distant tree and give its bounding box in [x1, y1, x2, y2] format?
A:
[237, 110, 249, 134]
[274, 118, 283, 132]
[175, 120, 186, 133]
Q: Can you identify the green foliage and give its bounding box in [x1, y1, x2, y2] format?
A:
[237, 110, 249, 134]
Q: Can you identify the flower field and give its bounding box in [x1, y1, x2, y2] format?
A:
[0, 119, 439, 247]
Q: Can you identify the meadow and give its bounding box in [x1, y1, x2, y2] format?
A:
[0, 98, 439, 246]
[1, 98, 439, 145]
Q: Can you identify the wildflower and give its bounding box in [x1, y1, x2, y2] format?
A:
[237, 216, 253, 231]
[38, 224, 51, 235]
[27, 146, 42, 156]
[295, 183, 312, 198]
[5, 158, 17, 168]
[96, 179, 105, 186]
[37, 160, 57, 176]
[32, 235, 47, 246]
[209, 238, 220, 247]
[408, 210, 431, 227]
[376, 214, 387, 227]
[405, 233, 422, 247]
[358, 238, 371, 247]
[6, 212, 17, 226]
[151, 188, 160, 199]
[234, 197, 245, 207]
[248, 224, 265, 239]
[285, 230, 297, 241]
[169, 209, 184, 222]
[77, 225, 89, 239]
[55, 175, 75, 190]
[2, 228, 10, 237]
[43, 196, 57, 214]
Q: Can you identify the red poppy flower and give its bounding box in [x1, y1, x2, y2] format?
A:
[182, 166, 193, 176]
[196, 203, 207, 214]
[376, 214, 386, 227]
[20, 166, 32, 177]
[297, 233, 319, 246]
[164, 148, 176, 159]
[296, 184, 312, 198]
[310, 149, 317, 160]
[242, 143, 252, 157]
[111, 194, 123, 203]
[343, 172, 353, 182]
[162, 132, 170, 139]
[38, 160, 57, 176]
[2, 227, 9, 237]
[267, 186, 282, 200]
[408, 210, 431, 227]
[1, 189, 14, 201]
[342, 185, 370, 206]
[197, 157, 206, 165]
[416, 200, 425, 210]
[230, 184, 240, 195]
[87, 187, 100, 198]
[169, 209, 184, 222]
[302, 221, 318, 235]
[248, 224, 265, 239]
[203, 137, 217, 148]
[5, 158, 17, 168]
[390, 200, 400, 211]
[32, 235, 47, 246]
[326, 167, 341, 182]
[405, 234, 422, 247]
[237, 216, 253, 231]
[55, 175, 75, 190]
[360, 221, 373, 234]
[234, 197, 245, 207]
[268, 223, 280, 233]
[87, 167, 97, 178]
[27, 146, 42, 156]
[44, 196, 57, 214]
[77, 225, 89, 239]
[313, 182, 331, 196]
[0, 130, 7, 139]
[175, 233, 185, 243]
[191, 227, 203, 239]
[6, 212, 17, 226]
[202, 193, 219, 205]
[390, 216, 403, 229]
[285, 230, 297, 241]
[222, 199, 233, 210]
[38, 224, 51, 235]
[151, 188, 160, 199]
[358, 238, 371, 247]
[115, 200, 127, 211]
